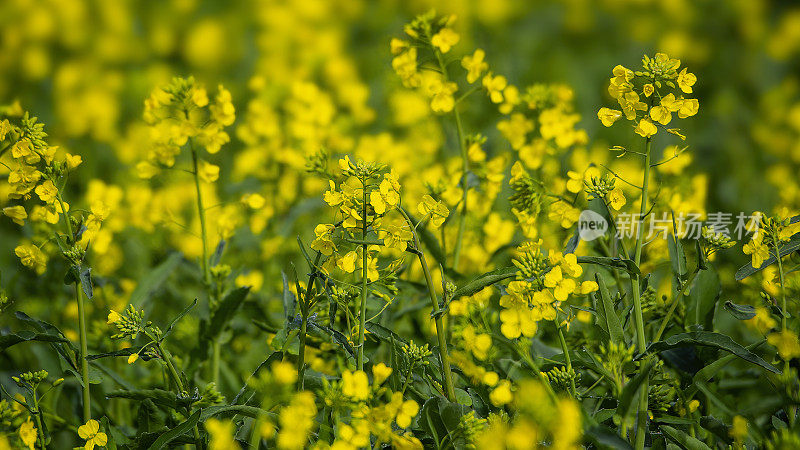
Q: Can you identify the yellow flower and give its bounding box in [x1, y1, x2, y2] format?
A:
[499, 306, 537, 339]
[128, 353, 139, 364]
[579, 281, 599, 294]
[461, 49, 488, 83]
[431, 28, 459, 53]
[544, 266, 576, 302]
[747, 306, 776, 334]
[15, 244, 47, 274]
[489, 380, 513, 406]
[136, 161, 160, 179]
[198, 160, 220, 183]
[272, 361, 298, 385]
[78, 419, 108, 450]
[730, 416, 748, 442]
[643, 83, 654, 97]
[677, 68, 697, 93]
[210, 85, 235, 126]
[35, 180, 58, 204]
[548, 201, 580, 229]
[323, 181, 345, 206]
[597, 107, 622, 127]
[743, 233, 769, 268]
[463, 325, 492, 360]
[18, 419, 37, 450]
[337, 251, 358, 273]
[107, 310, 122, 324]
[241, 193, 266, 209]
[65, 153, 83, 169]
[482, 73, 507, 103]
[634, 118, 657, 138]
[372, 363, 393, 385]
[608, 187, 626, 210]
[205, 418, 238, 450]
[417, 195, 449, 228]
[677, 98, 699, 118]
[767, 330, 800, 361]
[423, 77, 458, 114]
[310, 224, 337, 256]
[341, 370, 370, 401]
[395, 397, 419, 428]
[3, 205, 27, 226]
[390, 38, 408, 55]
[370, 172, 401, 214]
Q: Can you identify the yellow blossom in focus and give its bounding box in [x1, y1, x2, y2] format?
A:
[462, 49, 488, 83]
[431, 28, 460, 53]
[78, 419, 108, 450]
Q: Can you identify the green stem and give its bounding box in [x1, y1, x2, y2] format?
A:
[557, 325, 578, 398]
[75, 284, 91, 422]
[32, 393, 46, 449]
[631, 136, 652, 450]
[189, 141, 210, 286]
[398, 207, 456, 401]
[654, 268, 700, 343]
[56, 190, 91, 422]
[296, 313, 308, 390]
[516, 342, 558, 402]
[772, 236, 787, 331]
[190, 140, 218, 388]
[357, 179, 369, 371]
[432, 44, 469, 269]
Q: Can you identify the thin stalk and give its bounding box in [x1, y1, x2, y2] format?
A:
[432, 44, 469, 269]
[32, 394, 46, 449]
[631, 136, 652, 450]
[75, 285, 91, 422]
[189, 141, 211, 286]
[557, 325, 578, 398]
[296, 313, 308, 390]
[190, 140, 218, 387]
[156, 340, 202, 446]
[654, 268, 700, 342]
[357, 179, 369, 371]
[56, 190, 91, 422]
[515, 342, 558, 402]
[398, 207, 456, 401]
[772, 236, 787, 331]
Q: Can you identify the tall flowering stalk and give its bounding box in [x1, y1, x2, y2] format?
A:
[598, 53, 699, 449]
[2, 112, 101, 422]
[139, 76, 235, 384]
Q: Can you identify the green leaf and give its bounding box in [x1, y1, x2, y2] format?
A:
[129, 252, 183, 307]
[450, 267, 517, 301]
[199, 405, 276, 421]
[643, 331, 778, 374]
[723, 301, 756, 320]
[0, 331, 69, 351]
[615, 361, 654, 421]
[149, 410, 201, 450]
[232, 351, 284, 405]
[14, 311, 77, 369]
[282, 271, 297, 321]
[106, 389, 179, 410]
[163, 299, 198, 339]
[584, 426, 633, 450]
[577, 256, 640, 276]
[593, 273, 624, 344]
[699, 416, 733, 445]
[735, 233, 800, 281]
[205, 287, 250, 340]
[686, 267, 719, 330]
[661, 425, 712, 450]
[308, 321, 356, 359]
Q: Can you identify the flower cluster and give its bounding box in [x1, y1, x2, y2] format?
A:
[598, 53, 699, 139]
